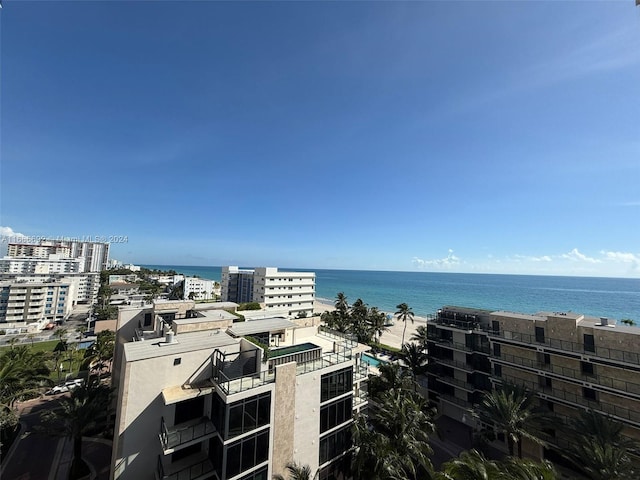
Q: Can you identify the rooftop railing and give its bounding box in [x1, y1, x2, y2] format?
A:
[318, 326, 358, 348]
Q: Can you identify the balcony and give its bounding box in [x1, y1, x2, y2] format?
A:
[159, 417, 216, 455]
[353, 389, 368, 408]
[488, 330, 640, 366]
[427, 336, 490, 354]
[156, 453, 214, 480]
[496, 374, 640, 427]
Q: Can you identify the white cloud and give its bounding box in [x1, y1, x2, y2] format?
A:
[561, 248, 601, 264]
[513, 254, 552, 263]
[601, 251, 640, 270]
[412, 249, 461, 269]
[0, 226, 27, 239]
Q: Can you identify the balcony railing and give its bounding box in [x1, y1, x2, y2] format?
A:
[157, 453, 214, 480]
[160, 416, 216, 454]
[428, 336, 490, 354]
[353, 389, 368, 407]
[488, 330, 640, 365]
[430, 356, 475, 372]
[497, 374, 640, 426]
[318, 327, 358, 348]
[493, 353, 640, 398]
[354, 362, 370, 381]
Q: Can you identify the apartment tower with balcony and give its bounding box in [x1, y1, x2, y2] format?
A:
[221, 267, 315, 318]
[110, 300, 369, 480]
[426, 306, 640, 462]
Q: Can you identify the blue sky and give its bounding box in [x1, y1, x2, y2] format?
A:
[1, 1, 639, 277]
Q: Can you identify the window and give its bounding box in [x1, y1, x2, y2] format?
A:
[144, 312, 152, 327]
[491, 320, 500, 335]
[539, 376, 552, 389]
[321, 368, 353, 402]
[494, 364, 502, 377]
[493, 343, 501, 357]
[227, 392, 271, 439]
[581, 361, 594, 376]
[583, 387, 597, 402]
[535, 327, 545, 343]
[225, 430, 269, 478]
[584, 334, 595, 353]
[320, 396, 353, 433]
[537, 352, 551, 366]
[319, 424, 352, 464]
[173, 358, 181, 366]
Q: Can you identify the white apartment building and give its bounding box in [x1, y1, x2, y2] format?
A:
[0, 273, 100, 305]
[221, 267, 315, 317]
[111, 301, 368, 480]
[0, 254, 85, 274]
[184, 277, 215, 301]
[7, 239, 109, 272]
[0, 280, 75, 324]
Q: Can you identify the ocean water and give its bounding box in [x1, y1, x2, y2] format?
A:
[143, 265, 640, 322]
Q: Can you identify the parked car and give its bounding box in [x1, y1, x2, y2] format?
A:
[46, 378, 84, 395]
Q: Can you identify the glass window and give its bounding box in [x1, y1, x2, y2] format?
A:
[584, 334, 595, 353]
[226, 392, 271, 439]
[493, 343, 501, 357]
[581, 361, 594, 376]
[320, 397, 353, 433]
[319, 424, 352, 464]
[321, 368, 353, 402]
[583, 387, 597, 401]
[535, 327, 545, 343]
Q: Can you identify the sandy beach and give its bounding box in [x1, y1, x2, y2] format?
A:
[314, 299, 428, 349]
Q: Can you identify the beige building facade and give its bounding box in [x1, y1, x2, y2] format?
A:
[426, 306, 640, 462]
[111, 300, 368, 480]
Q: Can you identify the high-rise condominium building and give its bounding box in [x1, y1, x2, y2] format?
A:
[221, 267, 315, 317]
[7, 239, 110, 272]
[110, 300, 369, 480]
[425, 305, 640, 462]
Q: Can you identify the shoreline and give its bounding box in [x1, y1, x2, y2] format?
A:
[314, 298, 428, 349]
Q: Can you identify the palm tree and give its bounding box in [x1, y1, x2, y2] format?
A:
[471, 384, 545, 458]
[38, 377, 112, 479]
[0, 346, 51, 407]
[437, 451, 557, 480]
[367, 363, 414, 401]
[83, 329, 115, 375]
[438, 449, 501, 480]
[367, 307, 388, 344]
[335, 292, 349, 321]
[401, 342, 429, 384]
[410, 325, 429, 350]
[353, 388, 435, 480]
[273, 461, 318, 480]
[395, 303, 415, 346]
[560, 410, 638, 480]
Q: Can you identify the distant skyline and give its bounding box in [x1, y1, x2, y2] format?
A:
[2, 2, 639, 278]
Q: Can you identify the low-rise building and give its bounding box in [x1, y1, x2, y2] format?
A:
[184, 277, 215, 301]
[110, 300, 369, 480]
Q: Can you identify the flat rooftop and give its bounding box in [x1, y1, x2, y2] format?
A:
[124, 330, 237, 362]
[227, 318, 297, 337]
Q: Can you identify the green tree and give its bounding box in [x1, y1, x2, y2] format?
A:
[38, 377, 113, 479]
[401, 342, 429, 384]
[561, 410, 638, 480]
[353, 388, 435, 479]
[335, 292, 349, 322]
[367, 363, 414, 401]
[83, 330, 116, 374]
[395, 303, 415, 346]
[472, 384, 546, 458]
[273, 461, 318, 480]
[410, 325, 429, 350]
[367, 307, 388, 344]
[437, 450, 557, 480]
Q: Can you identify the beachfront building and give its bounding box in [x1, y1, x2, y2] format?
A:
[221, 267, 315, 317]
[7, 239, 110, 272]
[0, 273, 100, 305]
[0, 279, 74, 324]
[426, 306, 640, 462]
[0, 254, 85, 274]
[183, 276, 215, 301]
[110, 300, 369, 480]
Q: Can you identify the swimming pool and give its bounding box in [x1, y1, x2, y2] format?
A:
[362, 352, 388, 368]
